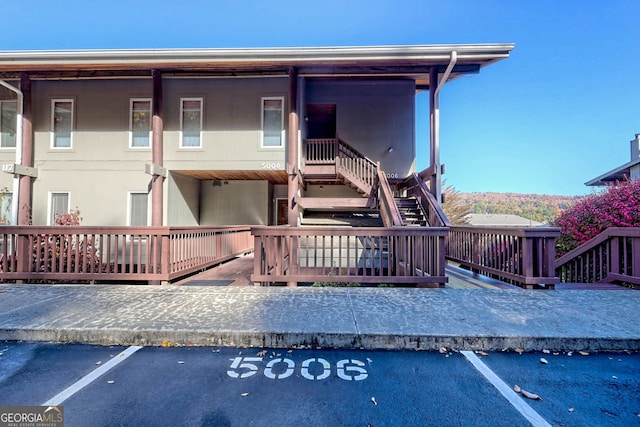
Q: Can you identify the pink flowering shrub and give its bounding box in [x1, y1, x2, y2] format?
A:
[553, 180, 640, 256]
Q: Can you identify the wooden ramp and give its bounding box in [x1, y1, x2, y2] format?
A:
[444, 264, 520, 290]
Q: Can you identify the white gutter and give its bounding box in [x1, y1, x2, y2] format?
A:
[0, 79, 23, 225]
[431, 51, 457, 203]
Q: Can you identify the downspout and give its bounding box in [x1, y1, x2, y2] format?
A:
[430, 51, 457, 203]
[0, 80, 23, 225]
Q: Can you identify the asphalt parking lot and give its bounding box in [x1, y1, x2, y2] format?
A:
[1, 342, 638, 426]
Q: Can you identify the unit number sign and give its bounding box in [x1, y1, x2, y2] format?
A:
[227, 357, 368, 381]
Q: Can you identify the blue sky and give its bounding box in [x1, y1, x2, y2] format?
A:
[3, 0, 639, 195]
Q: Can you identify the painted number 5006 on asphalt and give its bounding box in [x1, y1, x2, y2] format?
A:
[227, 357, 368, 381]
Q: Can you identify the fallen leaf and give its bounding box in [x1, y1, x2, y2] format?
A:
[567, 351, 573, 356]
[476, 351, 488, 356]
[542, 349, 550, 354]
[177, 361, 185, 364]
[439, 347, 447, 354]
[161, 340, 170, 347]
[95, 361, 102, 365]
[540, 358, 549, 365]
[568, 408, 574, 413]
[371, 397, 377, 406]
[107, 380, 115, 384]
[256, 350, 267, 357]
[612, 376, 618, 380]
[521, 390, 542, 400]
[514, 385, 522, 393]
[241, 392, 249, 397]
[579, 351, 589, 356]
[515, 348, 524, 355]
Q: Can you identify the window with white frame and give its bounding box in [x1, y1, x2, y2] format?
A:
[180, 98, 202, 148]
[130, 98, 151, 148]
[261, 97, 284, 148]
[48, 192, 70, 225]
[128, 192, 149, 226]
[51, 99, 73, 148]
[0, 100, 17, 148]
[0, 192, 12, 224]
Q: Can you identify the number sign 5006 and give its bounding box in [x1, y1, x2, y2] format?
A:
[227, 357, 368, 381]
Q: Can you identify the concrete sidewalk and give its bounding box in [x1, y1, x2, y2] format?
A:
[0, 284, 638, 351]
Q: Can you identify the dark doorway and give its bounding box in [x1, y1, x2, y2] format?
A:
[306, 104, 336, 139]
[277, 199, 288, 225]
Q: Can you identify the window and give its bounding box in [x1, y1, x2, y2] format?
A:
[51, 99, 73, 148]
[48, 192, 70, 225]
[0, 192, 12, 224]
[0, 100, 17, 148]
[180, 98, 202, 148]
[128, 192, 149, 226]
[130, 99, 151, 148]
[261, 97, 284, 148]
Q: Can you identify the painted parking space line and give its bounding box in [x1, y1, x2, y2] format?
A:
[461, 351, 552, 427]
[42, 346, 142, 406]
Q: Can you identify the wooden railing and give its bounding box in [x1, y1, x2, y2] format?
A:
[336, 139, 378, 195]
[304, 138, 337, 165]
[447, 226, 560, 288]
[252, 226, 448, 287]
[400, 173, 451, 227]
[377, 165, 403, 227]
[0, 226, 253, 284]
[555, 227, 640, 286]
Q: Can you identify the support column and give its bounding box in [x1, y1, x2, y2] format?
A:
[151, 70, 164, 226]
[18, 73, 32, 225]
[429, 68, 441, 203]
[287, 67, 300, 227]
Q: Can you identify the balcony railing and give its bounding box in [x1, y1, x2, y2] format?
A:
[555, 227, 640, 286]
[252, 226, 448, 287]
[447, 226, 560, 288]
[0, 226, 253, 284]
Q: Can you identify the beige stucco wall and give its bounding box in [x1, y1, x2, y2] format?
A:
[305, 79, 416, 178]
[200, 180, 268, 225]
[1, 76, 417, 225]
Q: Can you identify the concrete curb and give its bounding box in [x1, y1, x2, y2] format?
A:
[2, 328, 638, 352]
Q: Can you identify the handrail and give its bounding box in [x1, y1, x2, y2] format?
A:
[252, 225, 448, 287]
[447, 226, 560, 288]
[335, 138, 378, 196]
[554, 227, 640, 285]
[377, 164, 403, 227]
[401, 173, 451, 227]
[0, 225, 253, 284]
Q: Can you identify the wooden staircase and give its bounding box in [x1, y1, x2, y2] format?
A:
[395, 197, 428, 226]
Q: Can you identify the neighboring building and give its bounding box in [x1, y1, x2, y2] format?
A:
[585, 133, 640, 186]
[466, 213, 542, 227]
[0, 44, 513, 227]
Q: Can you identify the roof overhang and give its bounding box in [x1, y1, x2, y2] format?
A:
[585, 158, 640, 186]
[0, 44, 514, 87]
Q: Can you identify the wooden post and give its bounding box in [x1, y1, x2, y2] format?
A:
[151, 70, 164, 227]
[287, 67, 300, 227]
[18, 73, 33, 226]
[287, 68, 300, 286]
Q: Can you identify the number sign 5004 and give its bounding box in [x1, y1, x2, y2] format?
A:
[227, 357, 368, 381]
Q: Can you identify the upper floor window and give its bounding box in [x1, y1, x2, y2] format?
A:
[48, 191, 70, 225]
[261, 97, 284, 148]
[180, 98, 202, 148]
[128, 192, 149, 226]
[130, 99, 151, 148]
[0, 100, 17, 148]
[51, 99, 73, 149]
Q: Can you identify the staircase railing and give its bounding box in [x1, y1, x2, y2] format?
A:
[400, 173, 451, 227]
[377, 164, 403, 227]
[336, 138, 378, 195]
[554, 227, 640, 286]
[304, 138, 337, 165]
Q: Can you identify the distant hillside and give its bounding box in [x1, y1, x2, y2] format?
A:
[456, 192, 584, 224]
